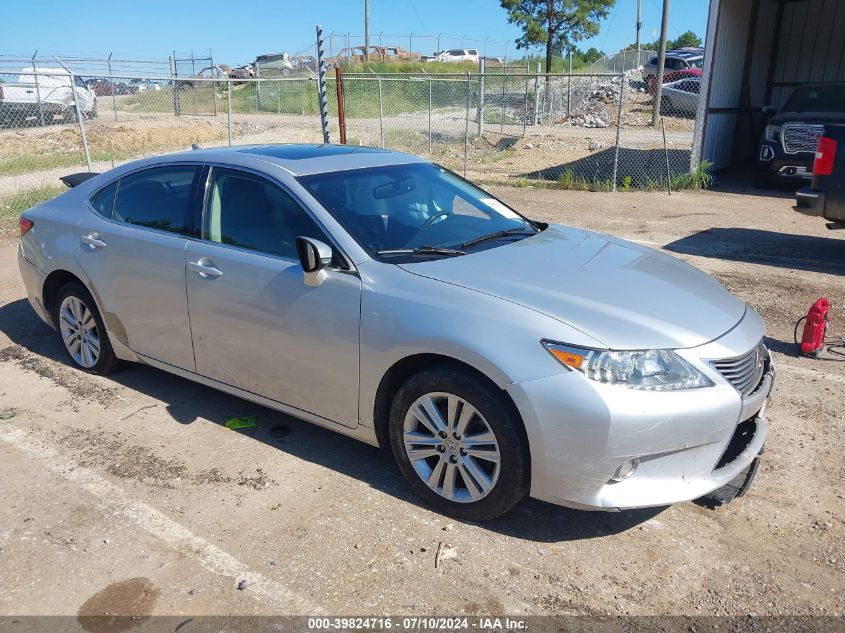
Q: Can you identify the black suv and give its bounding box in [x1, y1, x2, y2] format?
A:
[756, 82, 845, 187]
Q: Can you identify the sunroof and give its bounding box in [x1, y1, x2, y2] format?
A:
[241, 144, 389, 160]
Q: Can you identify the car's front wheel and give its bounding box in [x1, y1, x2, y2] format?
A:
[53, 282, 121, 375]
[389, 366, 530, 521]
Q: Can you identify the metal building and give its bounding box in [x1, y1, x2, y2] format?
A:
[693, 0, 845, 173]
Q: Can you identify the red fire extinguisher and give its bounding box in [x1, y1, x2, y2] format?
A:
[800, 298, 830, 356]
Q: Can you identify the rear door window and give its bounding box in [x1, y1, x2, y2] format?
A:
[113, 165, 200, 235]
[90, 180, 118, 218]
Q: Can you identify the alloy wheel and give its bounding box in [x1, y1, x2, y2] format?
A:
[402, 392, 501, 503]
[58, 295, 100, 369]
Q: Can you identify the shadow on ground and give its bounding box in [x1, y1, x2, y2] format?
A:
[709, 162, 800, 200]
[0, 298, 663, 542]
[665, 227, 845, 274]
[519, 146, 692, 187]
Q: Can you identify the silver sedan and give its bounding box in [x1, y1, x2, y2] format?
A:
[17, 145, 773, 520]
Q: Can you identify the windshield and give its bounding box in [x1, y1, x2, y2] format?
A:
[688, 57, 704, 69]
[299, 163, 537, 259]
[784, 84, 845, 113]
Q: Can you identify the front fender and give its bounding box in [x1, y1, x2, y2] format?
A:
[357, 261, 603, 428]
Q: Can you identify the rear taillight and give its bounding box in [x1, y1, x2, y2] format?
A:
[19, 217, 33, 237]
[814, 136, 837, 176]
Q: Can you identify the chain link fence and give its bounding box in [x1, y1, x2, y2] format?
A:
[1, 66, 701, 232]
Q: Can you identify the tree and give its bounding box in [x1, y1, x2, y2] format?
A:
[500, 0, 616, 75]
[669, 30, 702, 49]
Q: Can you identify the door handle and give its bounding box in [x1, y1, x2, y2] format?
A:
[188, 259, 223, 278]
[80, 233, 106, 249]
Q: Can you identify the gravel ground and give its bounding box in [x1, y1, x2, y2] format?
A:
[0, 185, 843, 621]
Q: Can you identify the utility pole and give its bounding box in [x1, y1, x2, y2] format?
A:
[364, 0, 370, 57]
[652, 0, 671, 128]
[635, 0, 642, 54]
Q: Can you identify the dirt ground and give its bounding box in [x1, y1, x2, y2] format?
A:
[0, 184, 843, 620]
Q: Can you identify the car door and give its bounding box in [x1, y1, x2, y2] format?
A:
[185, 166, 362, 428]
[74, 164, 202, 371]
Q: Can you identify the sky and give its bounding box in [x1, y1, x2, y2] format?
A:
[4, 0, 710, 66]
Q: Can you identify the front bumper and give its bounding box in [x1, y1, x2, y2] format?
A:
[756, 143, 813, 183]
[508, 310, 773, 511]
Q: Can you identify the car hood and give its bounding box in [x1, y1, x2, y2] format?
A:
[398, 225, 746, 350]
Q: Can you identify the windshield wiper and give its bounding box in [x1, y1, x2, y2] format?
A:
[377, 245, 467, 258]
[460, 226, 537, 250]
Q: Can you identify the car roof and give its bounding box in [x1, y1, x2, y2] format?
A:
[666, 49, 704, 59]
[151, 143, 427, 176]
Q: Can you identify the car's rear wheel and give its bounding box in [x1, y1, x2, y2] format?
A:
[53, 282, 121, 375]
[388, 366, 530, 521]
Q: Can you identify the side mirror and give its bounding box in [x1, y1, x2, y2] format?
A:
[296, 236, 333, 286]
[761, 105, 776, 117]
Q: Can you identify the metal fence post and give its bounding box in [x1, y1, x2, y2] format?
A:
[31, 52, 46, 127]
[69, 72, 92, 171]
[523, 71, 529, 136]
[107, 52, 118, 121]
[464, 72, 470, 177]
[316, 25, 331, 143]
[227, 79, 233, 146]
[533, 63, 540, 125]
[477, 59, 484, 136]
[567, 50, 572, 119]
[171, 54, 180, 116]
[500, 70, 506, 134]
[378, 76, 384, 147]
[255, 62, 262, 111]
[428, 77, 433, 155]
[611, 73, 626, 192]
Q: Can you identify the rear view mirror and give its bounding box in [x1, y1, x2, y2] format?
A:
[373, 178, 416, 199]
[296, 237, 333, 286]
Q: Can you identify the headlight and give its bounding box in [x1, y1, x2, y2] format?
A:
[542, 342, 713, 391]
[764, 125, 781, 142]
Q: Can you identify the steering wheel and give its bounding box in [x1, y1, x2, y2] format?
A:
[420, 212, 449, 230]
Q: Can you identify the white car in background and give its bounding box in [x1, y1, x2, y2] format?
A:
[428, 49, 480, 64]
[0, 67, 96, 124]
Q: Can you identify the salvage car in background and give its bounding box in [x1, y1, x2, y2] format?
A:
[756, 82, 845, 188]
[18, 145, 773, 520]
[0, 67, 96, 124]
[86, 78, 134, 97]
[660, 77, 701, 117]
[255, 52, 295, 77]
[642, 48, 704, 84]
[428, 49, 481, 64]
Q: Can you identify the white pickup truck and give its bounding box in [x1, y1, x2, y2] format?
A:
[0, 67, 97, 125]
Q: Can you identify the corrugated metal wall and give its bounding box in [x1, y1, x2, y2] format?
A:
[700, 0, 753, 170]
[699, 0, 845, 170]
[769, 0, 845, 108]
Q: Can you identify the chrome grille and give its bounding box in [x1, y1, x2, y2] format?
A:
[711, 342, 767, 398]
[782, 123, 823, 154]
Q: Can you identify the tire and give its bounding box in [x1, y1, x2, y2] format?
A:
[87, 100, 98, 120]
[52, 282, 122, 376]
[388, 366, 530, 521]
[63, 106, 77, 123]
